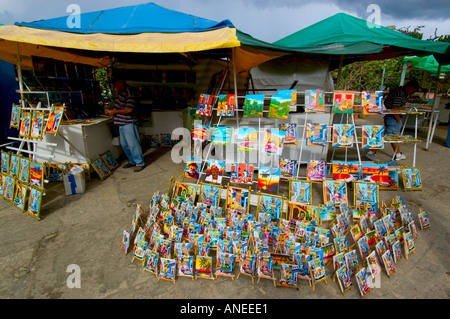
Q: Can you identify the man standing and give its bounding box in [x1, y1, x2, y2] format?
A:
[366, 80, 419, 161]
[107, 80, 145, 172]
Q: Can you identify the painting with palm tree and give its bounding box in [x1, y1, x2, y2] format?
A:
[332, 161, 359, 182]
[210, 126, 233, 145]
[360, 163, 389, 185]
[258, 166, 280, 195]
[195, 255, 213, 279]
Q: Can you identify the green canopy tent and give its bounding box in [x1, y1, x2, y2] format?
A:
[403, 55, 450, 75]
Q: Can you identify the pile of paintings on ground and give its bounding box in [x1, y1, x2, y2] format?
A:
[121, 182, 430, 297]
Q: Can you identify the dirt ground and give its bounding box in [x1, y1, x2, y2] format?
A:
[0, 123, 449, 302]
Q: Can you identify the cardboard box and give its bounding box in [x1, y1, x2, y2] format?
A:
[63, 172, 86, 195]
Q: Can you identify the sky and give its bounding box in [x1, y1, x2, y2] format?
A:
[0, 0, 449, 43]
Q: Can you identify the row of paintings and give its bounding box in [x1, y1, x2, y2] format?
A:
[89, 151, 119, 180]
[10, 104, 65, 138]
[1, 151, 44, 189]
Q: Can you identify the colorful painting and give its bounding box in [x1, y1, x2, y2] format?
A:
[177, 255, 194, 278]
[230, 163, 254, 185]
[381, 250, 395, 277]
[306, 123, 327, 146]
[332, 161, 359, 182]
[279, 123, 297, 145]
[278, 263, 299, 288]
[366, 250, 381, 280]
[143, 249, 159, 274]
[262, 128, 285, 155]
[173, 182, 198, 203]
[1, 151, 9, 174]
[323, 180, 347, 205]
[236, 127, 258, 152]
[238, 255, 257, 279]
[362, 91, 383, 115]
[360, 163, 389, 185]
[336, 265, 352, 295]
[334, 236, 349, 253]
[243, 94, 264, 117]
[392, 240, 402, 264]
[158, 258, 176, 282]
[199, 183, 221, 207]
[196, 93, 214, 116]
[226, 186, 250, 214]
[380, 169, 400, 190]
[100, 151, 119, 171]
[133, 239, 148, 261]
[268, 94, 290, 120]
[256, 194, 283, 223]
[403, 232, 415, 258]
[279, 158, 297, 181]
[256, 255, 276, 284]
[289, 179, 311, 205]
[357, 236, 370, 260]
[91, 157, 111, 180]
[19, 111, 31, 138]
[192, 124, 210, 142]
[418, 210, 430, 231]
[362, 125, 384, 149]
[332, 124, 355, 147]
[205, 159, 224, 184]
[306, 160, 327, 182]
[304, 89, 325, 112]
[10, 104, 21, 129]
[345, 249, 360, 276]
[401, 167, 423, 191]
[354, 182, 379, 210]
[310, 258, 327, 283]
[210, 126, 233, 145]
[214, 252, 235, 278]
[278, 89, 297, 112]
[27, 186, 43, 220]
[216, 94, 235, 116]
[333, 91, 354, 113]
[9, 154, 19, 178]
[30, 111, 45, 139]
[29, 162, 44, 189]
[258, 166, 280, 195]
[13, 182, 27, 211]
[121, 230, 130, 254]
[355, 268, 371, 298]
[195, 255, 213, 279]
[44, 105, 64, 135]
[185, 156, 201, 180]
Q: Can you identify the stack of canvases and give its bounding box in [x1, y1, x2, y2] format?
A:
[120, 187, 431, 297]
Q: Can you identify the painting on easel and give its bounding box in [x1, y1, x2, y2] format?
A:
[19, 111, 31, 138]
[177, 255, 194, 279]
[289, 179, 312, 205]
[215, 252, 236, 280]
[195, 256, 214, 280]
[277, 263, 299, 289]
[26, 186, 43, 220]
[143, 250, 159, 276]
[401, 167, 423, 191]
[29, 162, 44, 189]
[355, 268, 371, 298]
[10, 104, 21, 129]
[256, 193, 284, 223]
[158, 258, 176, 283]
[44, 105, 65, 135]
[13, 182, 27, 212]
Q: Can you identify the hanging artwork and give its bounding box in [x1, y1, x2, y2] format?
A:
[199, 183, 221, 207]
[306, 160, 327, 182]
[196, 93, 214, 116]
[26, 186, 43, 220]
[236, 128, 258, 152]
[278, 89, 297, 112]
[158, 258, 177, 283]
[306, 123, 327, 146]
[401, 167, 423, 191]
[13, 182, 28, 211]
[335, 265, 352, 295]
[362, 91, 383, 115]
[177, 255, 194, 279]
[332, 124, 355, 147]
[216, 94, 235, 116]
[243, 94, 264, 117]
[332, 161, 359, 182]
[256, 193, 283, 223]
[10, 104, 21, 129]
[355, 268, 371, 298]
[143, 249, 159, 276]
[226, 186, 250, 215]
[304, 89, 325, 112]
[19, 111, 32, 138]
[192, 124, 210, 142]
[44, 105, 65, 135]
[262, 128, 285, 156]
[230, 163, 254, 185]
[29, 162, 44, 189]
[195, 255, 214, 280]
[210, 126, 233, 145]
[185, 157, 201, 180]
[30, 111, 45, 139]
[258, 166, 280, 195]
[289, 179, 312, 205]
[256, 255, 277, 286]
[268, 94, 290, 120]
[9, 154, 19, 178]
[323, 180, 348, 205]
[279, 158, 297, 181]
[418, 210, 430, 231]
[277, 263, 299, 289]
[279, 123, 298, 145]
[1, 151, 10, 174]
[333, 91, 354, 113]
[205, 159, 225, 184]
[90, 157, 111, 180]
[362, 125, 385, 149]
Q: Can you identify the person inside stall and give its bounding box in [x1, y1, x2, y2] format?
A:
[366, 80, 420, 162]
[106, 79, 145, 172]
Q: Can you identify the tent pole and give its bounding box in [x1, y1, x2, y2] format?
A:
[425, 63, 442, 150]
[335, 55, 344, 89]
[232, 47, 239, 130]
[400, 61, 408, 86]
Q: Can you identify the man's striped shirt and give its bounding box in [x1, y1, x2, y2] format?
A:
[384, 86, 407, 109]
[113, 88, 138, 126]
